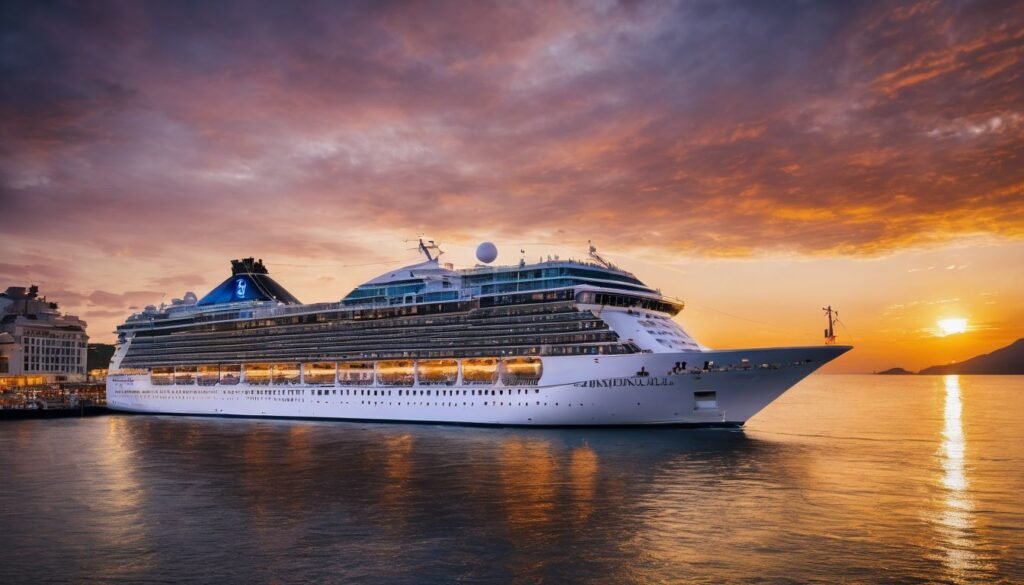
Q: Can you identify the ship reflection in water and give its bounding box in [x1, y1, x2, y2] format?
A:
[1, 375, 1022, 583]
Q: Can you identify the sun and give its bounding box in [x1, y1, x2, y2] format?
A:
[937, 318, 968, 337]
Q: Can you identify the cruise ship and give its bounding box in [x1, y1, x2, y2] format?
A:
[106, 241, 851, 426]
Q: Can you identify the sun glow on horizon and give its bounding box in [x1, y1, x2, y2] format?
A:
[937, 317, 969, 337]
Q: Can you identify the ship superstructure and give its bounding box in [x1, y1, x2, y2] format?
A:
[107, 242, 850, 426]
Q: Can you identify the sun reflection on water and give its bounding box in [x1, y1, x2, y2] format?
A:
[942, 375, 967, 492]
[936, 375, 987, 582]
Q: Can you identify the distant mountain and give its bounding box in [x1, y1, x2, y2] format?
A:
[877, 367, 914, 375]
[918, 338, 1024, 375]
[87, 343, 116, 370]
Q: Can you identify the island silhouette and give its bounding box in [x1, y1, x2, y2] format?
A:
[878, 338, 1024, 375]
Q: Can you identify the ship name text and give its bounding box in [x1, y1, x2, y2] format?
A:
[575, 376, 674, 388]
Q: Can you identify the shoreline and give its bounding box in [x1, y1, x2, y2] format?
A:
[0, 406, 115, 421]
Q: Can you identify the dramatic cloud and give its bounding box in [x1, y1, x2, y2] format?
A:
[1, 0, 1021, 259]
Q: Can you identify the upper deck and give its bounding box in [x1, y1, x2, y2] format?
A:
[339, 257, 659, 308]
[118, 249, 681, 336]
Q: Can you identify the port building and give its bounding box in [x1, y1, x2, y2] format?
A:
[0, 285, 89, 388]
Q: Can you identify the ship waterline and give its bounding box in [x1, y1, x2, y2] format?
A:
[106, 244, 851, 426]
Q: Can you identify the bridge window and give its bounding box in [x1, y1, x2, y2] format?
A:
[577, 291, 680, 315]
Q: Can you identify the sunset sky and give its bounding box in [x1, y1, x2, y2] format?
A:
[2, 0, 1022, 373]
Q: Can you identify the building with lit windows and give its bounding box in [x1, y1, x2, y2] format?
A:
[0, 285, 89, 387]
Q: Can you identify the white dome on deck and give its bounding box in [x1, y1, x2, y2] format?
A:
[362, 258, 458, 286]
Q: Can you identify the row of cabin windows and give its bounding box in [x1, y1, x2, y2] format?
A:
[479, 278, 652, 296]
[463, 267, 644, 287]
[125, 317, 607, 351]
[126, 312, 595, 350]
[149, 357, 543, 387]
[124, 292, 584, 338]
[308, 388, 542, 397]
[124, 305, 587, 344]
[124, 343, 633, 371]
[124, 331, 617, 360]
[576, 291, 680, 315]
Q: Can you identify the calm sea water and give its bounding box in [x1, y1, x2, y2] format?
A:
[1, 375, 1022, 584]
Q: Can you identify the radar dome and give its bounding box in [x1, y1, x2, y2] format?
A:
[476, 242, 498, 264]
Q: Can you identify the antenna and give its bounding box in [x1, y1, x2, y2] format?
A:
[823, 305, 839, 345]
[587, 240, 615, 270]
[404, 237, 443, 262]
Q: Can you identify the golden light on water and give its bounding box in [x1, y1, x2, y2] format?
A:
[941, 376, 967, 492]
[937, 318, 969, 337]
[936, 375, 987, 581]
[569, 444, 599, 523]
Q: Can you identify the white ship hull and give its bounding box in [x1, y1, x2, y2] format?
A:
[107, 346, 850, 427]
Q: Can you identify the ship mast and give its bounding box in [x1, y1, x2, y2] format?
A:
[408, 237, 443, 262]
[823, 305, 839, 345]
[587, 240, 615, 270]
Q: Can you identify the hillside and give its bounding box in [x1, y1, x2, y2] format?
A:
[877, 367, 914, 375]
[918, 338, 1024, 375]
